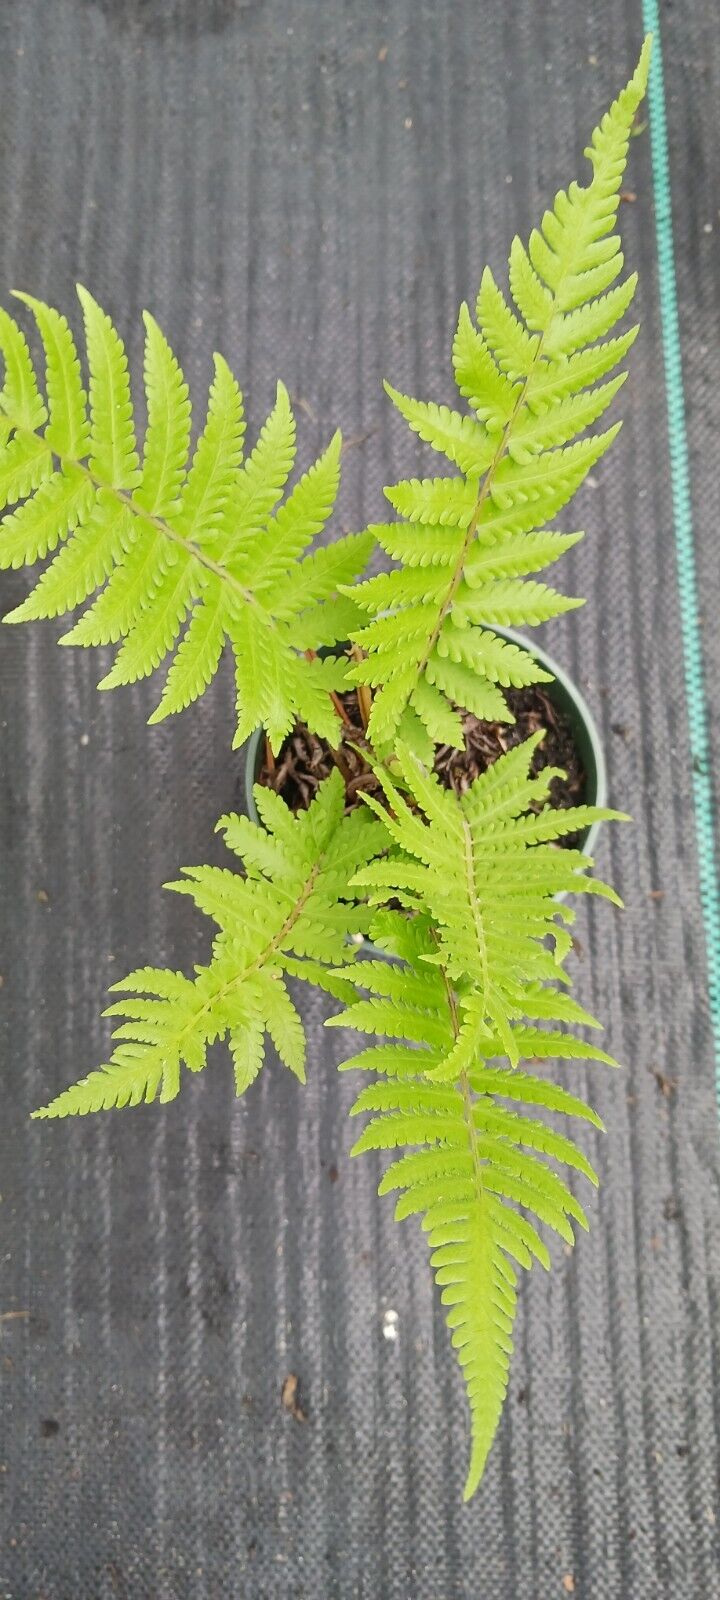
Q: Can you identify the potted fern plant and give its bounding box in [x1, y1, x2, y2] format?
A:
[0, 42, 650, 1499]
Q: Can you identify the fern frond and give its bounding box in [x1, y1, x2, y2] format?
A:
[347, 44, 650, 750]
[0, 289, 372, 749]
[324, 668, 631, 1494]
[334, 916, 610, 1498]
[32, 773, 387, 1119]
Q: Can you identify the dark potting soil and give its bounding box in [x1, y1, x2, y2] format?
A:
[257, 685, 587, 850]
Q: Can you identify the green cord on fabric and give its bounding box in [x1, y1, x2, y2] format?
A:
[641, 6, 720, 1099]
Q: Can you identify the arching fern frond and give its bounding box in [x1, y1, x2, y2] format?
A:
[345, 42, 650, 752]
[351, 734, 627, 1072]
[0, 289, 373, 749]
[32, 772, 387, 1118]
[330, 911, 610, 1498]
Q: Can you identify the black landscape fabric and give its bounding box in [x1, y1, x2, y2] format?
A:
[1, 3, 719, 1597]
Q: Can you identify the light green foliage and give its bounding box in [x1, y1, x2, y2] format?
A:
[22, 43, 649, 1504]
[329, 723, 625, 1497]
[333, 918, 606, 1498]
[352, 735, 626, 1073]
[34, 729, 625, 1498]
[0, 290, 372, 750]
[32, 772, 387, 1118]
[346, 41, 650, 753]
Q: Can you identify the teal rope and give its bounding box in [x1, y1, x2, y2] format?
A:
[641, 3, 720, 1098]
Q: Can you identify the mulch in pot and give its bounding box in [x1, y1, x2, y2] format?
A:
[256, 684, 587, 851]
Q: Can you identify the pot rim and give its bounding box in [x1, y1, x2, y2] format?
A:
[493, 625, 608, 861]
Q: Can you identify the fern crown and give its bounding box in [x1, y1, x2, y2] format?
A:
[0, 290, 371, 751]
[346, 39, 650, 754]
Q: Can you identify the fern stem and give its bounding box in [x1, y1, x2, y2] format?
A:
[415, 357, 542, 682]
[438, 949, 485, 1199]
[304, 648, 353, 727]
[349, 644, 373, 730]
[42, 426, 265, 608]
[298, 645, 357, 783]
[415, 389, 530, 678]
[461, 816, 488, 1006]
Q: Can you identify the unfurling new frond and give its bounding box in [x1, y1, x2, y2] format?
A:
[346, 42, 650, 753]
[0, 289, 372, 750]
[32, 772, 387, 1118]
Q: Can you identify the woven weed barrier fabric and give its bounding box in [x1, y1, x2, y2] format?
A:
[1, 2, 719, 1596]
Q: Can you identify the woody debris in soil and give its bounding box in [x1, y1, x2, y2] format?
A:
[258, 685, 587, 850]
